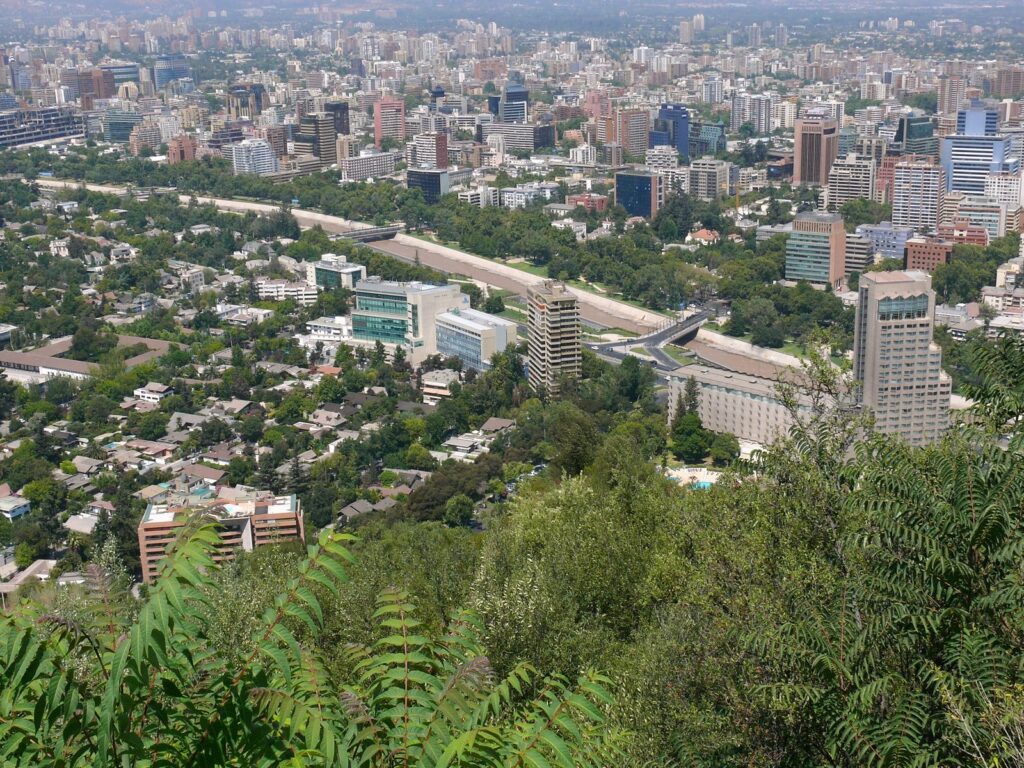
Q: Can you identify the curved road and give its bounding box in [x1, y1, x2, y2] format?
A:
[33, 178, 665, 334]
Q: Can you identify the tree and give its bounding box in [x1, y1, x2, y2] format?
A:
[683, 375, 700, 414]
[0, 527, 618, 765]
[709, 432, 740, 466]
[443, 493, 474, 527]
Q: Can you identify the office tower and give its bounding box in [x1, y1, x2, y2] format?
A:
[892, 159, 945, 232]
[794, 111, 840, 185]
[940, 133, 1018, 193]
[305, 253, 366, 290]
[152, 54, 190, 89]
[0, 106, 84, 148]
[324, 100, 350, 136]
[957, 103, 998, 136]
[434, 307, 517, 371]
[294, 112, 338, 167]
[373, 97, 406, 147]
[614, 109, 649, 158]
[351, 278, 468, 363]
[100, 61, 139, 86]
[855, 221, 915, 261]
[678, 20, 694, 44]
[102, 110, 142, 143]
[228, 139, 279, 176]
[259, 124, 288, 158]
[615, 170, 664, 218]
[824, 154, 875, 210]
[688, 120, 727, 157]
[138, 494, 304, 585]
[527, 280, 581, 395]
[937, 75, 967, 116]
[689, 156, 731, 201]
[854, 271, 951, 446]
[166, 134, 197, 165]
[784, 211, 847, 286]
[226, 83, 268, 120]
[894, 116, 937, 156]
[413, 131, 448, 169]
[652, 103, 689, 157]
[406, 168, 450, 203]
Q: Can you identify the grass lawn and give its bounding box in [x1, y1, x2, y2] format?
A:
[662, 345, 695, 365]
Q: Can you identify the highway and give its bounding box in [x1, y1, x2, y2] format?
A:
[33, 177, 666, 334]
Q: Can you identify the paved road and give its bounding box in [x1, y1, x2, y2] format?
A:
[33, 178, 665, 335]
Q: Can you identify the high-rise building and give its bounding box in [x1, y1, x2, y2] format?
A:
[894, 116, 937, 156]
[166, 134, 197, 165]
[824, 154, 875, 210]
[138, 493, 304, 585]
[412, 131, 448, 169]
[854, 271, 951, 446]
[294, 112, 338, 167]
[784, 211, 847, 286]
[994, 67, 1024, 98]
[937, 75, 967, 116]
[228, 139, 278, 176]
[323, 100, 350, 136]
[689, 156, 731, 201]
[652, 103, 689, 157]
[892, 159, 945, 232]
[374, 97, 406, 147]
[940, 133, 1018, 193]
[434, 308, 518, 371]
[957, 103, 998, 137]
[226, 83, 268, 120]
[614, 108, 650, 158]
[527, 280, 581, 395]
[615, 170, 664, 218]
[406, 168, 450, 203]
[152, 54, 190, 89]
[794, 111, 840, 185]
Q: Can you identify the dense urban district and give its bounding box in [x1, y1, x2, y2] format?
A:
[0, 4, 1024, 766]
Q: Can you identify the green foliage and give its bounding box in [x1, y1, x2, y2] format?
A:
[0, 526, 617, 766]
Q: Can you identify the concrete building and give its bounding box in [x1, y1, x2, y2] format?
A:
[434, 307, 517, 371]
[351, 278, 469, 363]
[824, 154, 875, 211]
[689, 156, 731, 201]
[855, 222, 914, 261]
[527, 280, 580, 395]
[138, 494, 304, 584]
[892, 159, 945, 233]
[854, 271, 951, 446]
[228, 139, 278, 176]
[904, 237, 953, 272]
[374, 97, 406, 147]
[794, 111, 839, 185]
[785, 211, 846, 287]
[305, 253, 366, 290]
[667, 366, 812, 446]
